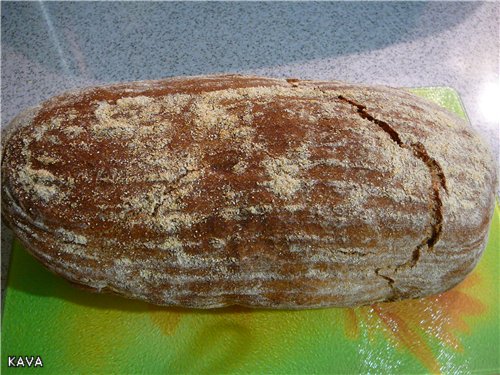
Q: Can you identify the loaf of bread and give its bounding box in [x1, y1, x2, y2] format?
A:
[1, 74, 497, 308]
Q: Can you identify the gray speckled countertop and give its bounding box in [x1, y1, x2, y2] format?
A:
[1, 2, 499, 303]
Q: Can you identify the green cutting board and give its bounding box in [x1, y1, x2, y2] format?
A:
[2, 88, 499, 374]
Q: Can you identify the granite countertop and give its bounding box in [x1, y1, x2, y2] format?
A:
[1, 2, 498, 303]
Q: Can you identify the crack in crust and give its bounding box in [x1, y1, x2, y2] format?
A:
[150, 168, 200, 217]
[336, 94, 448, 300]
[375, 268, 397, 301]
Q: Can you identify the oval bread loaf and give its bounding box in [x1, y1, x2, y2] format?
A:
[1, 74, 497, 309]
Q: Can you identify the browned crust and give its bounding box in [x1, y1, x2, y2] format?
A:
[1, 74, 497, 308]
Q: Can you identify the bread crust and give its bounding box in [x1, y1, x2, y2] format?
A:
[1, 74, 497, 308]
